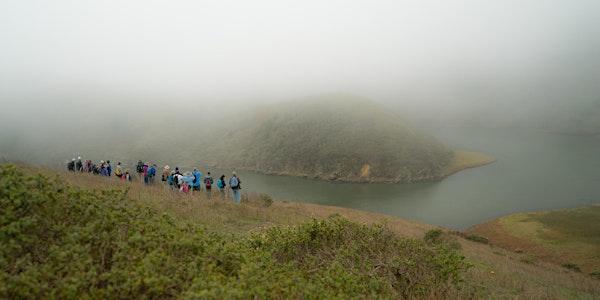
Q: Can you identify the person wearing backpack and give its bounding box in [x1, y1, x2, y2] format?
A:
[217, 175, 226, 200]
[76, 157, 83, 173]
[229, 171, 241, 203]
[115, 162, 123, 179]
[191, 168, 202, 192]
[122, 168, 131, 181]
[204, 172, 214, 199]
[162, 165, 170, 185]
[136, 160, 144, 181]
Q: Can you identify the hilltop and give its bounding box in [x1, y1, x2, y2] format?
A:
[2, 163, 599, 299]
[202, 95, 457, 183]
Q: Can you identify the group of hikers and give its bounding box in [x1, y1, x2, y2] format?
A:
[67, 157, 243, 203]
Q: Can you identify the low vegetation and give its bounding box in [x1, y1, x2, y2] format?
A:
[3, 163, 600, 299]
[467, 205, 600, 275]
[1, 164, 469, 299]
[203, 95, 455, 183]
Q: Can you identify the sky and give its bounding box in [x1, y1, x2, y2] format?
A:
[1, 0, 600, 111]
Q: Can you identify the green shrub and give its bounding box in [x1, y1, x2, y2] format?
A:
[258, 193, 273, 207]
[466, 234, 489, 244]
[590, 271, 600, 279]
[0, 164, 472, 299]
[520, 255, 538, 265]
[562, 263, 582, 273]
[424, 229, 462, 250]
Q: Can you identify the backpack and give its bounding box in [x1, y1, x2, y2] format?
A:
[205, 177, 212, 188]
[193, 173, 198, 184]
[173, 174, 179, 186]
[136, 162, 144, 173]
[217, 179, 224, 188]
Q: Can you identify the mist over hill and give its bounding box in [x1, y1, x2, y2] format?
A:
[200, 95, 453, 183]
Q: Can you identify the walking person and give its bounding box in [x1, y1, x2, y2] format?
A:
[115, 162, 123, 179]
[229, 171, 241, 203]
[217, 175, 226, 200]
[162, 165, 170, 186]
[136, 160, 144, 181]
[204, 172, 214, 199]
[191, 168, 202, 193]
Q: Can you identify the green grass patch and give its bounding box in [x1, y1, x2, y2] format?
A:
[499, 205, 600, 272]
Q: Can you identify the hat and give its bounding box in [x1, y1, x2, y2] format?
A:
[185, 172, 191, 176]
[164, 165, 170, 170]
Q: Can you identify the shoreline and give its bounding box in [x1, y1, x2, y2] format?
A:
[225, 149, 496, 184]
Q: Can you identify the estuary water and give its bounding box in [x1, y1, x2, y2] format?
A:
[211, 127, 600, 230]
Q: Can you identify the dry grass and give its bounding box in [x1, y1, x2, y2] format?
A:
[442, 149, 497, 176]
[15, 163, 600, 299]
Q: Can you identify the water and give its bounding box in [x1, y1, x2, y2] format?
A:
[208, 127, 600, 230]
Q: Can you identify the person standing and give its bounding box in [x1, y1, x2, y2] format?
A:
[217, 175, 226, 200]
[115, 162, 123, 179]
[162, 165, 170, 185]
[136, 160, 144, 181]
[204, 172, 214, 199]
[191, 168, 202, 192]
[67, 159, 75, 172]
[76, 157, 83, 172]
[229, 171, 241, 203]
[106, 160, 112, 176]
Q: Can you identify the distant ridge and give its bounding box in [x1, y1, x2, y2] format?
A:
[206, 95, 453, 183]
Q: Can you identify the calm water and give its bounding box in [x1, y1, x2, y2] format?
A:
[209, 127, 600, 230]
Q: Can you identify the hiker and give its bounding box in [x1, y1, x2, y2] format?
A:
[136, 160, 144, 180]
[162, 165, 170, 185]
[180, 181, 189, 194]
[145, 163, 156, 185]
[76, 157, 83, 172]
[100, 162, 109, 176]
[182, 172, 195, 192]
[217, 175, 226, 200]
[122, 168, 131, 181]
[204, 172, 214, 199]
[168, 170, 175, 190]
[174, 170, 183, 190]
[191, 168, 202, 192]
[67, 159, 75, 172]
[86, 160, 93, 173]
[106, 160, 112, 176]
[229, 171, 241, 203]
[115, 162, 123, 178]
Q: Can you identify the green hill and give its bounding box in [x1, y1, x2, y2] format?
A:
[3, 164, 599, 299]
[204, 95, 454, 183]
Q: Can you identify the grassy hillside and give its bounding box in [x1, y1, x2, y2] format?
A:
[466, 205, 600, 274]
[3, 163, 600, 299]
[203, 95, 454, 183]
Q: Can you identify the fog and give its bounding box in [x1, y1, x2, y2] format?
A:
[1, 0, 600, 165]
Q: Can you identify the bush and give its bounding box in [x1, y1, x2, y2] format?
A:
[258, 193, 273, 207]
[424, 229, 462, 250]
[0, 164, 472, 299]
[562, 263, 582, 273]
[466, 234, 489, 244]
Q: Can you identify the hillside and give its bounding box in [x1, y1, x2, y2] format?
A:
[203, 95, 454, 183]
[2, 163, 599, 299]
[466, 205, 600, 274]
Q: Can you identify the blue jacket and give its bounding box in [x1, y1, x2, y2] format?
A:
[191, 171, 201, 187]
[183, 174, 195, 186]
